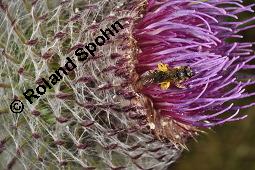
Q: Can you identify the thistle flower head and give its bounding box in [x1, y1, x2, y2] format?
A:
[0, 0, 182, 169]
[132, 0, 255, 142]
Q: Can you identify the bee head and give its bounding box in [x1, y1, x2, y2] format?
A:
[184, 66, 194, 78]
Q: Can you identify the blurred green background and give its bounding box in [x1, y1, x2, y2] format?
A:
[172, 108, 255, 170]
[172, 1, 255, 170]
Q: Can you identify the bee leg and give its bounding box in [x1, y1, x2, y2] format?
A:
[157, 63, 170, 72]
[175, 82, 186, 89]
[160, 81, 171, 90]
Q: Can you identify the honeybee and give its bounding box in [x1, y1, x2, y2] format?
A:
[140, 63, 194, 89]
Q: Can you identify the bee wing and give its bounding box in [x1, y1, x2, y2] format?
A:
[173, 66, 182, 69]
[139, 71, 154, 85]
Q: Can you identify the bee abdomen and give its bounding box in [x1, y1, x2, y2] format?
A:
[152, 71, 169, 83]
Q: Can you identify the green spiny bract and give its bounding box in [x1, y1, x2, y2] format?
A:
[0, 0, 181, 169]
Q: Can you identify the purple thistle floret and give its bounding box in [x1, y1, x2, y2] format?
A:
[133, 0, 255, 128]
